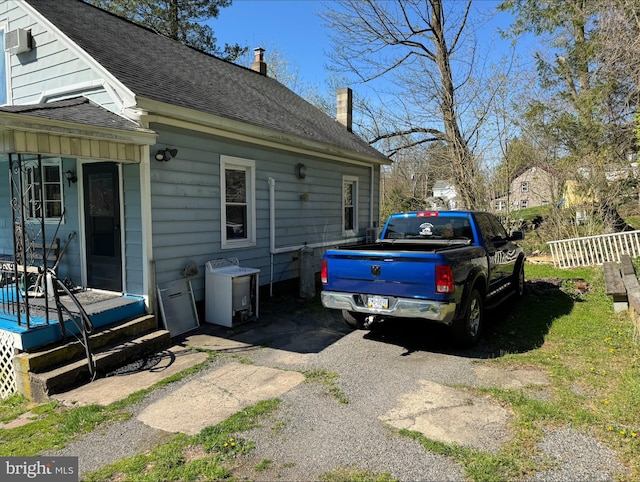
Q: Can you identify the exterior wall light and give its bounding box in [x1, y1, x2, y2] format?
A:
[155, 148, 178, 162]
[64, 170, 77, 187]
[295, 163, 307, 179]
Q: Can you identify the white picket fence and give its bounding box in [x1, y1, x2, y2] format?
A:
[547, 230, 640, 268]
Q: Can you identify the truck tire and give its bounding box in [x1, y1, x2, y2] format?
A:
[342, 310, 366, 329]
[451, 288, 483, 347]
[512, 260, 525, 298]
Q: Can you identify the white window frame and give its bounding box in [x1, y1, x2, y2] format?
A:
[521, 181, 529, 193]
[342, 175, 358, 236]
[220, 155, 256, 249]
[520, 199, 528, 209]
[25, 158, 65, 223]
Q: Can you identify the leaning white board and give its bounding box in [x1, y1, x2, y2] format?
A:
[157, 278, 199, 337]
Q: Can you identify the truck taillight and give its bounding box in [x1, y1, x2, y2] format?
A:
[321, 259, 328, 284]
[436, 264, 454, 293]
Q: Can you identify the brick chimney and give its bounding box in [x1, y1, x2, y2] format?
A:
[337, 87, 353, 132]
[252, 47, 267, 76]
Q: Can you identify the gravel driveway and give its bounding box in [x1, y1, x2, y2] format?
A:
[48, 291, 628, 481]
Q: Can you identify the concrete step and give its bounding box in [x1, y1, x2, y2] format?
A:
[14, 315, 171, 402]
[15, 314, 158, 374]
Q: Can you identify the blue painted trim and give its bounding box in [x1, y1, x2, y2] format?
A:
[0, 295, 146, 351]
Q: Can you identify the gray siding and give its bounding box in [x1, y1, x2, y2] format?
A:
[122, 163, 143, 295]
[150, 125, 381, 302]
[0, 2, 118, 111]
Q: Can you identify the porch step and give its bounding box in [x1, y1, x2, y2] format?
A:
[14, 315, 171, 403]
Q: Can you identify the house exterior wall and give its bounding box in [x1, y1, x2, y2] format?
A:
[150, 125, 380, 301]
[495, 166, 558, 211]
[0, 1, 385, 304]
[122, 162, 144, 295]
[0, 2, 122, 110]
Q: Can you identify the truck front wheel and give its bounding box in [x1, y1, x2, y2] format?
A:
[512, 260, 525, 298]
[452, 289, 484, 347]
[342, 310, 366, 329]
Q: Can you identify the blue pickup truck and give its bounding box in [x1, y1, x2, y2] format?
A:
[320, 211, 526, 346]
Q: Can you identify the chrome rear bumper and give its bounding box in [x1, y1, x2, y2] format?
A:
[320, 291, 456, 324]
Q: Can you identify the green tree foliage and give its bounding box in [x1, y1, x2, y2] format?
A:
[86, 0, 246, 60]
[500, 0, 637, 232]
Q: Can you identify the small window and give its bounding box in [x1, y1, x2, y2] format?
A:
[521, 181, 529, 193]
[495, 200, 506, 211]
[520, 199, 528, 209]
[221, 156, 256, 248]
[343, 176, 358, 235]
[25, 160, 63, 221]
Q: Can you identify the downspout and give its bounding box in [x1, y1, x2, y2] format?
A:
[268, 177, 276, 297]
[370, 164, 374, 228]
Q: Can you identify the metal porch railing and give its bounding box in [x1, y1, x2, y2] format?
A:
[547, 230, 640, 268]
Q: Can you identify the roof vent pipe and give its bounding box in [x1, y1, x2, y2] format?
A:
[337, 87, 353, 132]
[252, 47, 267, 76]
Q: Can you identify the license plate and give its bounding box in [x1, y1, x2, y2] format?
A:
[367, 295, 389, 309]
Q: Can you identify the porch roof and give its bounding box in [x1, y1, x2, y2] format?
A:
[0, 97, 156, 163]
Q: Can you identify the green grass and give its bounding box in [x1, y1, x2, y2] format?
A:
[396, 262, 640, 481]
[320, 466, 397, 482]
[302, 368, 349, 404]
[83, 398, 280, 482]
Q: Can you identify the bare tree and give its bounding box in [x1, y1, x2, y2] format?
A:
[322, 0, 502, 209]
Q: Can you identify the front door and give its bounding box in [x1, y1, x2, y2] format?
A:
[83, 163, 122, 291]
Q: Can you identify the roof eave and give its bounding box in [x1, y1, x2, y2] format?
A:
[134, 97, 391, 166]
[0, 112, 157, 162]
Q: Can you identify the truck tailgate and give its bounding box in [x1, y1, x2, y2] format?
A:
[324, 250, 438, 298]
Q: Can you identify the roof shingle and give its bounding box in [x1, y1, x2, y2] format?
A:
[26, 0, 388, 162]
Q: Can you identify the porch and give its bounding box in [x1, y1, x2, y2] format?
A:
[0, 284, 147, 351]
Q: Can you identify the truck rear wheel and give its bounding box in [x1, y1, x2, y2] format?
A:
[451, 288, 483, 347]
[342, 310, 366, 329]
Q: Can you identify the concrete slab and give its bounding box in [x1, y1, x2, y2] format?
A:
[474, 366, 549, 389]
[0, 411, 38, 430]
[379, 379, 511, 452]
[136, 362, 305, 435]
[183, 333, 255, 353]
[51, 346, 209, 406]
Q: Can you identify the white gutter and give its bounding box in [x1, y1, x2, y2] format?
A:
[268, 177, 363, 296]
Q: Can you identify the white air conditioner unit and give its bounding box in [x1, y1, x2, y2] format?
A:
[4, 28, 32, 54]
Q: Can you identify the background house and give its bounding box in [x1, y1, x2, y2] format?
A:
[0, 0, 390, 327]
[432, 180, 458, 209]
[493, 165, 559, 212]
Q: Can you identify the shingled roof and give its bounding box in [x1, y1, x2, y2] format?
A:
[26, 0, 389, 163]
[0, 97, 151, 132]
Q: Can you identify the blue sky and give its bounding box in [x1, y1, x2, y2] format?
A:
[214, 0, 329, 82]
[213, 0, 533, 90]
